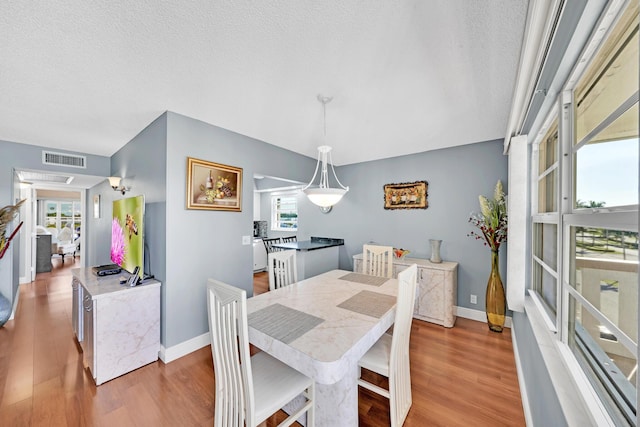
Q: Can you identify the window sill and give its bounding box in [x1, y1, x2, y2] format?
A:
[521, 295, 615, 427]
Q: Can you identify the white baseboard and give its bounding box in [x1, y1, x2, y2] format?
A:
[455, 306, 512, 328]
[160, 308, 512, 364]
[159, 332, 210, 363]
[9, 289, 20, 321]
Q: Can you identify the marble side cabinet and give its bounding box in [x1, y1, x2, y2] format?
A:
[353, 254, 458, 327]
[72, 268, 161, 385]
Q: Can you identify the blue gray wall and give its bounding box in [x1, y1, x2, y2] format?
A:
[86, 113, 169, 340]
[164, 111, 318, 348]
[0, 140, 110, 305]
[261, 140, 509, 310]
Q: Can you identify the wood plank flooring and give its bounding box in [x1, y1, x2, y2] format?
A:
[0, 265, 525, 426]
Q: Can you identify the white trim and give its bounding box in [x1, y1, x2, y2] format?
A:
[556, 336, 617, 427]
[9, 288, 19, 321]
[159, 332, 210, 363]
[511, 328, 534, 427]
[528, 289, 557, 332]
[454, 306, 512, 329]
[521, 296, 610, 426]
[506, 134, 529, 312]
[162, 309, 515, 364]
[504, 0, 563, 152]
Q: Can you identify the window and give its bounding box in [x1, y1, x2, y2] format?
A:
[530, 2, 638, 424]
[271, 194, 298, 231]
[44, 200, 81, 232]
[532, 117, 560, 316]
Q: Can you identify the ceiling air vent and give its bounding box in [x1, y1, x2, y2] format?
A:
[42, 151, 86, 169]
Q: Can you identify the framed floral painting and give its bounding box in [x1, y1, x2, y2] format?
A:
[186, 157, 243, 211]
[383, 181, 428, 209]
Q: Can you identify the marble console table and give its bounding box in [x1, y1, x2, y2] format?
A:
[72, 268, 161, 385]
[353, 254, 458, 327]
[272, 236, 344, 280]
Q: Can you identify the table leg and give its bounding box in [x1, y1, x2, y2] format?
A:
[283, 364, 359, 427]
[315, 364, 359, 426]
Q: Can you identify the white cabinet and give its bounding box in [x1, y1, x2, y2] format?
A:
[253, 239, 267, 271]
[73, 268, 161, 385]
[353, 254, 458, 327]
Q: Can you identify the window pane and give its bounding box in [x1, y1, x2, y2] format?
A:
[271, 195, 298, 231]
[533, 261, 557, 315]
[575, 17, 638, 143]
[534, 223, 558, 270]
[569, 226, 638, 336]
[575, 126, 639, 209]
[539, 123, 558, 174]
[538, 169, 557, 213]
[568, 295, 637, 424]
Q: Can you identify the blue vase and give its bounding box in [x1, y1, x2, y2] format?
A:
[0, 292, 11, 327]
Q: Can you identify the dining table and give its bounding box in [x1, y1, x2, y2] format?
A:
[246, 269, 399, 426]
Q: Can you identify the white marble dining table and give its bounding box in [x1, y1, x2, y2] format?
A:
[246, 269, 399, 426]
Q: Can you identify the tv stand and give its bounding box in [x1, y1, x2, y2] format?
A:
[72, 268, 160, 385]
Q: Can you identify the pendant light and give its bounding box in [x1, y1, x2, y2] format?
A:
[302, 95, 349, 210]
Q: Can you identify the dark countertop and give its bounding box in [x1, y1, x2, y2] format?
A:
[272, 236, 344, 252]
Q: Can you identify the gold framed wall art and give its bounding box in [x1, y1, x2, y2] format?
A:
[186, 157, 242, 211]
[383, 181, 428, 209]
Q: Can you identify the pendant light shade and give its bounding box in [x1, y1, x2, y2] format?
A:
[302, 96, 349, 209]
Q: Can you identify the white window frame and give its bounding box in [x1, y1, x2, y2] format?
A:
[270, 193, 298, 232]
[528, 1, 639, 424]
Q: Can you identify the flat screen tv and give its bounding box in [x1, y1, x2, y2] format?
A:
[111, 195, 144, 277]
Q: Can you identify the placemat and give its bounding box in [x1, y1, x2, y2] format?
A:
[337, 290, 396, 318]
[248, 303, 324, 344]
[338, 272, 388, 287]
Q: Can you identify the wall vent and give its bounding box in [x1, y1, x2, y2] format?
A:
[42, 151, 86, 168]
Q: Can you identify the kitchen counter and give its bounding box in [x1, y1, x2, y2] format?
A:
[272, 236, 344, 280]
[272, 236, 344, 251]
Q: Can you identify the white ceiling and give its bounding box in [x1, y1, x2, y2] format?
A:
[1, 1, 528, 166]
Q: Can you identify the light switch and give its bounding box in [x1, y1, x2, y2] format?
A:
[242, 235, 251, 245]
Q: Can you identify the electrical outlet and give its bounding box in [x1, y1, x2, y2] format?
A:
[470, 294, 477, 304]
[242, 235, 251, 245]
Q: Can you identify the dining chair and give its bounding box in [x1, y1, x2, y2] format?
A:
[207, 279, 315, 427]
[262, 237, 283, 254]
[268, 250, 298, 291]
[357, 263, 417, 427]
[281, 235, 297, 243]
[362, 244, 394, 278]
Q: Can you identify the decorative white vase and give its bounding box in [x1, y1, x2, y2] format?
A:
[430, 239, 442, 263]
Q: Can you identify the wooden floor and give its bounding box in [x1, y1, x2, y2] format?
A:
[0, 264, 525, 426]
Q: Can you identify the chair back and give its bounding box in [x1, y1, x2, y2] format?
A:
[362, 244, 393, 278]
[262, 237, 282, 254]
[207, 279, 255, 427]
[389, 264, 417, 426]
[268, 250, 298, 291]
[281, 235, 297, 243]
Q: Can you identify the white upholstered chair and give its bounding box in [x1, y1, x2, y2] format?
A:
[358, 264, 417, 427]
[268, 250, 298, 291]
[52, 226, 77, 264]
[362, 244, 394, 278]
[207, 279, 314, 427]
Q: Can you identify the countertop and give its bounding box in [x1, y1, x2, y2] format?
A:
[72, 268, 161, 299]
[272, 236, 344, 252]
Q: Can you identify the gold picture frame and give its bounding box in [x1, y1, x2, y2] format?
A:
[186, 157, 243, 211]
[383, 181, 428, 210]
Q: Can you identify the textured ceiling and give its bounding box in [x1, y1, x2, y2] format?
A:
[1, 1, 528, 165]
